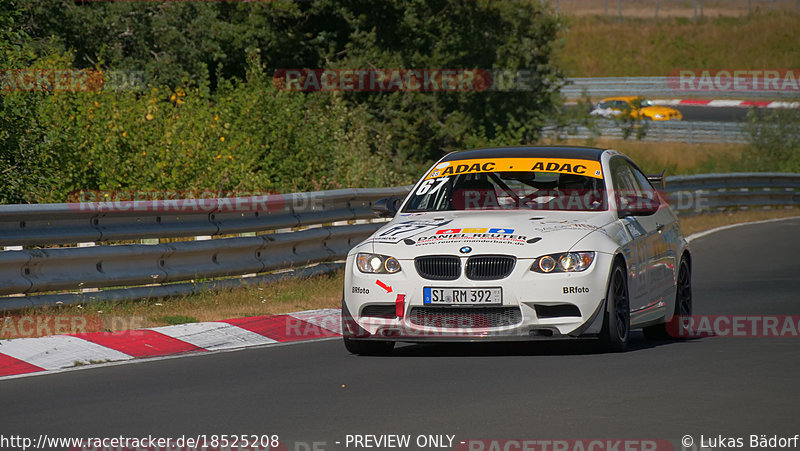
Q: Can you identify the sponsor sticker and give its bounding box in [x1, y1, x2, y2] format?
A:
[416, 227, 526, 246]
[371, 219, 453, 244]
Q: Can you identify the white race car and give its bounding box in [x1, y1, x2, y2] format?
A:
[342, 146, 692, 354]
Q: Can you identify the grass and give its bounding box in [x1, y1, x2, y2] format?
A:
[11, 270, 345, 333]
[552, 0, 800, 18]
[539, 137, 747, 175]
[555, 11, 800, 77]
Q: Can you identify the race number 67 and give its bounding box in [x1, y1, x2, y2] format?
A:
[416, 177, 449, 195]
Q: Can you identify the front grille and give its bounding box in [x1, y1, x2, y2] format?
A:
[408, 307, 522, 329]
[465, 255, 516, 280]
[415, 256, 461, 280]
[361, 304, 396, 318]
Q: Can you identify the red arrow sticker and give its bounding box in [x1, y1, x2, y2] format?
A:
[376, 280, 393, 294]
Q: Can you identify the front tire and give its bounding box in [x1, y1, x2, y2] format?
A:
[599, 263, 630, 352]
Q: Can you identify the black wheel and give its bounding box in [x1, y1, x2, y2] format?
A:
[643, 257, 692, 340]
[599, 263, 630, 352]
[343, 337, 395, 356]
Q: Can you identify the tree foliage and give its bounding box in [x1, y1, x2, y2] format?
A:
[4, 0, 566, 202]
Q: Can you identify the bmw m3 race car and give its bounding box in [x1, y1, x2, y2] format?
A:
[342, 146, 692, 354]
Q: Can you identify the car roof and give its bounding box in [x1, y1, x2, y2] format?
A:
[601, 96, 639, 102]
[441, 146, 606, 162]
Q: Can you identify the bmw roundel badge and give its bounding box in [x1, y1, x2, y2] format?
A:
[459, 246, 472, 254]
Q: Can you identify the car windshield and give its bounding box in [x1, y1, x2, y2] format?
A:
[403, 158, 607, 212]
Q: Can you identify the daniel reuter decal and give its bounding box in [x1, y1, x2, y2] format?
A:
[415, 227, 527, 246]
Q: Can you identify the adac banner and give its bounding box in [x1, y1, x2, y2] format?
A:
[425, 158, 604, 180]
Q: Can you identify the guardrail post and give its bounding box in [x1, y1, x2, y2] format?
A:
[78, 242, 99, 293]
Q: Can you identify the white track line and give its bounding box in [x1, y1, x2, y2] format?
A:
[687, 216, 800, 243]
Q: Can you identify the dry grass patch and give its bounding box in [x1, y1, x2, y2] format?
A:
[539, 137, 745, 174]
[17, 269, 344, 332]
[553, 0, 799, 18]
[555, 11, 800, 77]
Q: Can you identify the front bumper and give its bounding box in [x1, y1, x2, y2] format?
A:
[342, 253, 613, 342]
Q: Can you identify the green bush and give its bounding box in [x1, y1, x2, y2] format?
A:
[34, 63, 401, 201]
[744, 109, 800, 173]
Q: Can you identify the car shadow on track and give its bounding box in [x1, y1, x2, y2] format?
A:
[388, 331, 691, 357]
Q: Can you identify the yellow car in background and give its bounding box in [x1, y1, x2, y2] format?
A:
[590, 96, 683, 121]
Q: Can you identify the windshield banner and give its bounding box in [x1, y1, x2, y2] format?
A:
[425, 158, 604, 180]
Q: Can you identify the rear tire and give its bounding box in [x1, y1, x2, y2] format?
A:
[343, 337, 395, 356]
[643, 257, 692, 340]
[599, 263, 630, 352]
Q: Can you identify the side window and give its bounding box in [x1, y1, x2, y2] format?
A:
[611, 157, 654, 206]
[611, 157, 661, 213]
[611, 158, 636, 196]
[630, 166, 659, 202]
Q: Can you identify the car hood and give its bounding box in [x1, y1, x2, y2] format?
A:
[357, 210, 618, 259]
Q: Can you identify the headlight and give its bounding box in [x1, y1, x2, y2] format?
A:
[356, 253, 402, 274]
[531, 252, 595, 273]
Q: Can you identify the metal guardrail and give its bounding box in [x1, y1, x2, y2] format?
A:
[563, 77, 799, 100]
[543, 120, 749, 143]
[1, 174, 799, 310]
[665, 173, 800, 214]
[0, 187, 409, 310]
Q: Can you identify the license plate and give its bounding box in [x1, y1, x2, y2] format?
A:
[423, 287, 502, 305]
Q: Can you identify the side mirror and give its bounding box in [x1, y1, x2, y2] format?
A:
[646, 170, 666, 191]
[618, 194, 660, 217]
[372, 197, 403, 218]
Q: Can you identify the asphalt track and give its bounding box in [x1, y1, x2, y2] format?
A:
[3, 218, 799, 450]
[674, 105, 749, 122]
